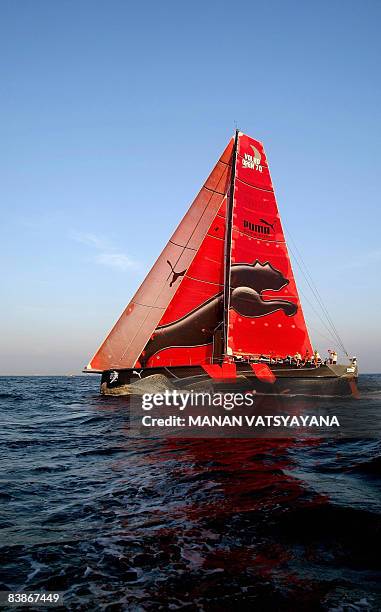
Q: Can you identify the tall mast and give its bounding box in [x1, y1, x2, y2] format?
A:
[222, 129, 239, 358]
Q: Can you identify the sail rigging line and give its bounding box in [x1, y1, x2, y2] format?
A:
[297, 286, 341, 345]
[307, 323, 341, 345]
[284, 225, 349, 357]
[222, 129, 239, 357]
[288, 240, 349, 357]
[292, 247, 349, 357]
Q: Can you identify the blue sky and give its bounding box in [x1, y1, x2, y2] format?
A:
[1, 0, 380, 374]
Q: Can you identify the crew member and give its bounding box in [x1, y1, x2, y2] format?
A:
[294, 351, 302, 367]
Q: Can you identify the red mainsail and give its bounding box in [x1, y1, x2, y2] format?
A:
[87, 138, 234, 371]
[87, 132, 312, 371]
[227, 133, 312, 359]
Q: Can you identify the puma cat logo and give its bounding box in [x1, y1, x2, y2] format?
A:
[167, 260, 186, 287]
[259, 218, 276, 232]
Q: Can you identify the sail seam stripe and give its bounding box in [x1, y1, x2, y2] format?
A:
[204, 186, 227, 196]
[185, 275, 223, 287]
[234, 228, 286, 244]
[131, 302, 164, 309]
[169, 240, 197, 251]
[235, 176, 274, 193]
[206, 232, 224, 242]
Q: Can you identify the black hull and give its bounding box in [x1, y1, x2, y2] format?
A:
[100, 363, 358, 397]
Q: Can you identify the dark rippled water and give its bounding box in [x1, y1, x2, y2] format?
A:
[1, 375, 381, 611]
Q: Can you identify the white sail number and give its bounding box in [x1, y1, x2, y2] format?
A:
[242, 153, 263, 172]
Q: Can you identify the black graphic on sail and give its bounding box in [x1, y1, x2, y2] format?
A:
[167, 260, 187, 287]
[140, 262, 297, 365]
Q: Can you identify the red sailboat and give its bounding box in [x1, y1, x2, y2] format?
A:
[85, 131, 358, 396]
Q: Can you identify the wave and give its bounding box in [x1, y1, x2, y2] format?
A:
[350, 455, 381, 476]
[0, 392, 26, 401]
[77, 446, 126, 457]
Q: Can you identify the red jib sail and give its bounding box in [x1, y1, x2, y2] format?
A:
[87, 132, 312, 371]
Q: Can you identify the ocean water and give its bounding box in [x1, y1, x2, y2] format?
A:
[0, 375, 381, 611]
